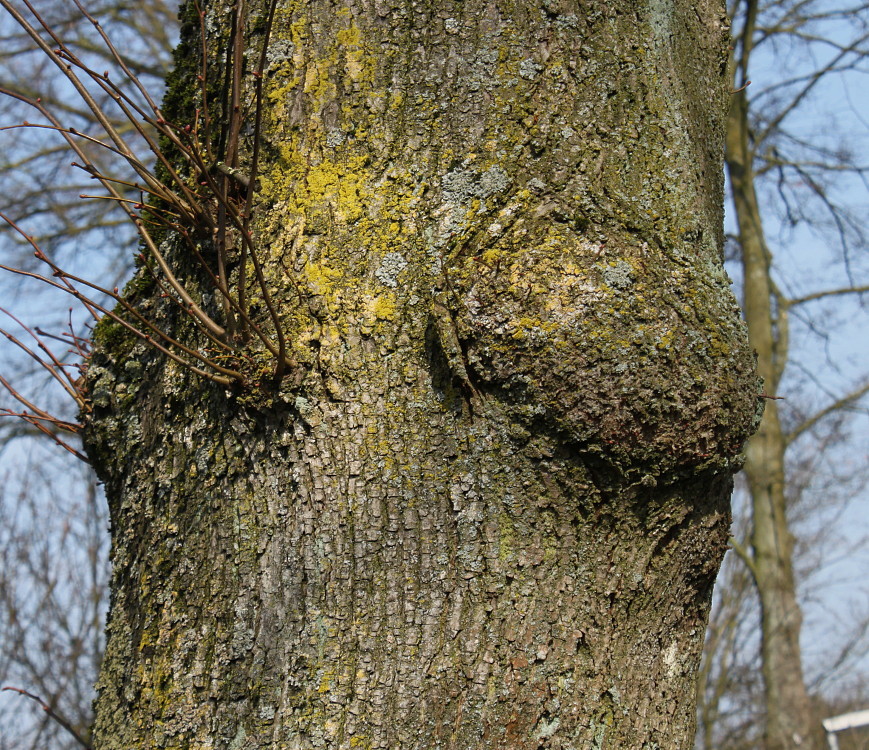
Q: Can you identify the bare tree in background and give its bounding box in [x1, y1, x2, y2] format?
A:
[0, 0, 176, 262]
[697, 447, 869, 750]
[0, 447, 107, 750]
[0, 1, 175, 746]
[697, 486, 765, 750]
[697, 1, 869, 748]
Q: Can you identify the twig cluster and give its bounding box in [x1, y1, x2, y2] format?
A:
[0, 0, 287, 457]
[0, 306, 89, 460]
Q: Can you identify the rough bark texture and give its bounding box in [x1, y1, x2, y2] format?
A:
[726, 85, 819, 750]
[85, 0, 760, 747]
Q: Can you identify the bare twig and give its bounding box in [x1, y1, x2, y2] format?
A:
[1, 686, 93, 750]
[786, 381, 869, 446]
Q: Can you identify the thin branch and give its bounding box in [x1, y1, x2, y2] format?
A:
[788, 284, 869, 308]
[786, 381, 869, 446]
[0, 308, 86, 407]
[0, 0, 298, 432]
[0, 407, 88, 461]
[0, 261, 240, 385]
[0, 97, 228, 339]
[0, 372, 79, 433]
[0, 0, 165, 197]
[1, 686, 93, 750]
[728, 535, 759, 583]
[755, 30, 869, 144]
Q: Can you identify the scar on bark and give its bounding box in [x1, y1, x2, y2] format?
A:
[427, 300, 481, 412]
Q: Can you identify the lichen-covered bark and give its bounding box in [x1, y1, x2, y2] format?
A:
[85, 0, 760, 747]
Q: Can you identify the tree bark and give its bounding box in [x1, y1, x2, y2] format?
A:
[726, 84, 820, 750]
[84, 0, 760, 747]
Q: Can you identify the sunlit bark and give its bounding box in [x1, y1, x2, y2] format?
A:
[82, 0, 759, 747]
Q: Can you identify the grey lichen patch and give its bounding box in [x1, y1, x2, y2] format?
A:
[228, 724, 247, 750]
[441, 169, 478, 204]
[647, 0, 676, 51]
[88, 366, 117, 410]
[519, 58, 544, 80]
[265, 38, 294, 67]
[554, 14, 579, 30]
[590, 717, 609, 750]
[534, 715, 561, 739]
[441, 165, 510, 205]
[433, 165, 513, 250]
[374, 252, 408, 287]
[478, 166, 511, 198]
[294, 395, 311, 413]
[325, 128, 346, 148]
[601, 260, 635, 290]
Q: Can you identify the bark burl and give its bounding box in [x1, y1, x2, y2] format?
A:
[85, 0, 760, 747]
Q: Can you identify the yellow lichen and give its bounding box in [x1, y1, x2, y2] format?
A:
[371, 294, 397, 321]
[304, 260, 343, 297]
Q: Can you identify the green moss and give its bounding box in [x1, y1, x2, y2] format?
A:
[91, 313, 138, 362]
[498, 512, 516, 563]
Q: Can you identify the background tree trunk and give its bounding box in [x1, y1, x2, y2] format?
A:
[726, 89, 819, 750]
[695, 0, 869, 746]
[723, 7, 821, 746]
[84, 0, 760, 747]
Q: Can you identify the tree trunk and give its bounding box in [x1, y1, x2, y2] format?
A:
[84, 0, 759, 747]
[726, 87, 819, 750]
